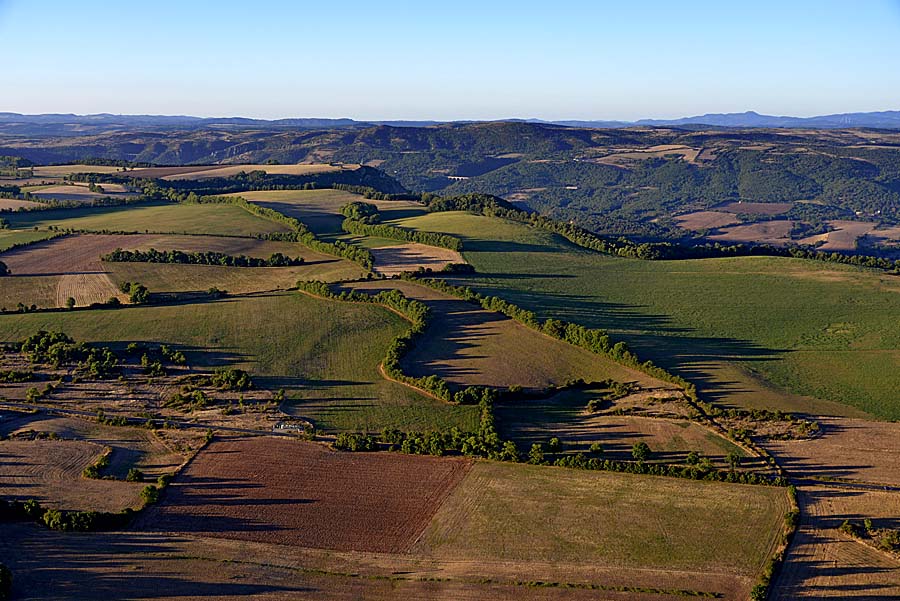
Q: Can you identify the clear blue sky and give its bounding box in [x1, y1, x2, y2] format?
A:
[1, 0, 899, 120]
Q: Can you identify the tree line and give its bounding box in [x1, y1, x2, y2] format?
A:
[102, 248, 305, 268]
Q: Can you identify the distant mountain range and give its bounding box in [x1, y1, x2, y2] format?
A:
[1, 109, 900, 136]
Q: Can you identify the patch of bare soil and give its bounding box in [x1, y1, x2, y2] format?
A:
[137, 437, 473, 553]
[709, 220, 794, 245]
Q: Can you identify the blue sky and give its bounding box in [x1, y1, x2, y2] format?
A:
[1, 0, 899, 120]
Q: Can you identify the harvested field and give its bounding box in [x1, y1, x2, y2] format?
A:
[763, 417, 900, 487]
[708, 220, 794, 245]
[139, 437, 473, 553]
[162, 163, 348, 180]
[0, 198, 43, 210]
[771, 485, 900, 599]
[799, 220, 877, 251]
[0, 234, 148, 307]
[345, 280, 664, 391]
[674, 210, 740, 231]
[0, 524, 741, 601]
[31, 183, 135, 202]
[0, 411, 191, 480]
[31, 165, 123, 177]
[370, 243, 464, 275]
[866, 224, 900, 246]
[0, 439, 144, 511]
[415, 461, 791, 598]
[716, 201, 793, 215]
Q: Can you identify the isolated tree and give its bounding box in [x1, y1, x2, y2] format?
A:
[0, 260, 9, 277]
[547, 437, 561, 453]
[632, 441, 651, 462]
[726, 451, 742, 471]
[65, 297, 76, 310]
[685, 450, 701, 466]
[589, 442, 604, 456]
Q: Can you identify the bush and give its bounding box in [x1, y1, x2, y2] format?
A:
[126, 468, 144, 482]
[140, 485, 160, 505]
[631, 442, 651, 462]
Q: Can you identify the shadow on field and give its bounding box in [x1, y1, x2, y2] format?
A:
[447, 279, 788, 405]
[0, 524, 314, 599]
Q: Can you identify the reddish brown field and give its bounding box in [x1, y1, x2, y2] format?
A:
[138, 437, 473, 553]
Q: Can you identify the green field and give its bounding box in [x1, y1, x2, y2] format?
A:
[0, 293, 478, 432]
[417, 461, 790, 575]
[4, 203, 290, 237]
[0, 230, 55, 252]
[394, 212, 900, 419]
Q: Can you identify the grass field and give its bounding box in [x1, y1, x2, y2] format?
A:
[416, 461, 790, 588]
[394, 211, 900, 420]
[0, 293, 478, 432]
[4, 203, 291, 237]
[0, 229, 55, 252]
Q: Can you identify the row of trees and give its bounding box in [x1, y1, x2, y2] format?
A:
[341, 217, 463, 251]
[102, 248, 304, 268]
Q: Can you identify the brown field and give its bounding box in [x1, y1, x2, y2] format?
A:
[717, 201, 794, 215]
[0, 524, 739, 601]
[138, 437, 473, 553]
[0, 439, 145, 512]
[674, 210, 740, 231]
[709, 220, 794, 245]
[771, 485, 900, 599]
[763, 417, 900, 487]
[370, 243, 464, 275]
[799, 220, 878, 251]
[345, 280, 665, 391]
[0, 198, 43, 210]
[163, 163, 348, 181]
[596, 145, 701, 166]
